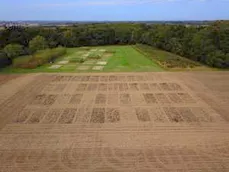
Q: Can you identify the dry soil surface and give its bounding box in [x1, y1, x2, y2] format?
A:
[0, 72, 229, 172]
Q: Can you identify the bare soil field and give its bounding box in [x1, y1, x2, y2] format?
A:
[0, 74, 21, 85]
[0, 72, 229, 172]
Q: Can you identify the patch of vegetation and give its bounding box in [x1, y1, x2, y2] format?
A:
[69, 57, 85, 63]
[104, 46, 164, 72]
[134, 44, 202, 69]
[13, 47, 66, 69]
[105, 50, 116, 54]
[88, 54, 102, 60]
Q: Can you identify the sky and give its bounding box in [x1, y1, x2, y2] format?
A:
[0, 0, 229, 21]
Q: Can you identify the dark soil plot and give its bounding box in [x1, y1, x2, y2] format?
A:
[58, 108, 77, 124]
[69, 94, 83, 104]
[148, 108, 169, 122]
[120, 94, 131, 105]
[149, 83, 161, 91]
[163, 107, 184, 123]
[95, 94, 107, 104]
[143, 93, 157, 104]
[42, 109, 62, 124]
[52, 76, 68, 82]
[167, 93, 182, 103]
[117, 76, 126, 82]
[54, 84, 66, 92]
[76, 84, 87, 91]
[168, 83, 183, 91]
[118, 83, 129, 91]
[177, 107, 198, 122]
[178, 93, 196, 103]
[90, 108, 105, 123]
[55, 76, 72, 82]
[90, 76, 99, 82]
[107, 94, 119, 105]
[106, 108, 120, 123]
[81, 76, 90, 82]
[146, 75, 155, 81]
[107, 84, 114, 91]
[126, 76, 136, 82]
[27, 109, 47, 124]
[56, 94, 71, 104]
[135, 75, 146, 81]
[31, 94, 46, 105]
[43, 95, 58, 106]
[190, 107, 213, 122]
[139, 83, 150, 91]
[113, 84, 119, 91]
[72, 76, 82, 81]
[109, 76, 118, 82]
[100, 76, 109, 82]
[159, 83, 171, 91]
[76, 108, 92, 123]
[155, 93, 170, 104]
[135, 108, 150, 122]
[129, 83, 139, 91]
[87, 84, 98, 91]
[13, 109, 32, 123]
[98, 83, 108, 91]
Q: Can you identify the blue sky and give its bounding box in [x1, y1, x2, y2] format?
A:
[0, 0, 229, 21]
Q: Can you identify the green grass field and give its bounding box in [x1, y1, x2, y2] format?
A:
[0, 45, 164, 73]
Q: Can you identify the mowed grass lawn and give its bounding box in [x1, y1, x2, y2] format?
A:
[0, 45, 164, 73]
[103, 46, 163, 72]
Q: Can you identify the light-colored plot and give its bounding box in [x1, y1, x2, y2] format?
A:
[77, 66, 91, 70]
[83, 60, 96, 65]
[99, 49, 106, 52]
[92, 66, 104, 71]
[82, 54, 90, 59]
[58, 60, 69, 65]
[97, 61, 107, 65]
[48, 65, 62, 69]
[90, 49, 97, 52]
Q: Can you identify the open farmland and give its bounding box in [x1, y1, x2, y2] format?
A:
[0, 72, 228, 171]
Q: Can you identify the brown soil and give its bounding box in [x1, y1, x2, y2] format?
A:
[0, 72, 229, 171]
[69, 94, 83, 104]
[42, 109, 63, 124]
[135, 108, 151, 122]
[91, 108, 105, 123]
[95, 94, 107, 104]
[106, 108, 120, 123]
[58, 108, 77, 124]
[0, 74, 21, 85]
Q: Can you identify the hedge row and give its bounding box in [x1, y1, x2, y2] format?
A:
[13, 47, 67, 69]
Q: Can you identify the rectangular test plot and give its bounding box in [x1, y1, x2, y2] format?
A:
[90, 108, 105, 123]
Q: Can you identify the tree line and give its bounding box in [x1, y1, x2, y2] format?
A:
[0, 21, 228, 68]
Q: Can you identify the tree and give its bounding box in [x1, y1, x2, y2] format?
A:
[3, 44, 24, 59]
[0, 51, 12, 68]
[29, 35, 48, 53]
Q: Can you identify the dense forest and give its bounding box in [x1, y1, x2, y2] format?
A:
[0, 21, 229, 69]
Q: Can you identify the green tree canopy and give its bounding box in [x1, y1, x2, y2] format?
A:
[3, 44, 24, 59]
[29, 35, 48, 53]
